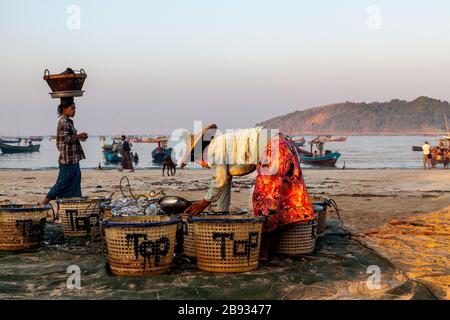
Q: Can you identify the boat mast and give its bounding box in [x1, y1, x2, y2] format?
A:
[445, 113, 449, 136]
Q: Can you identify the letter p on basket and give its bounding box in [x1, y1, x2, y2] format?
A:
[67, 265, 81, 290]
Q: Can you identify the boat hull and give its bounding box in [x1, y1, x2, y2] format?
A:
[103, 151, 122, 163]
[0, 143, 40, 154]
[299, 152, 341, 167]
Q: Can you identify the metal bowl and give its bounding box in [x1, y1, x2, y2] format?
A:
[158, 196, 193, 214]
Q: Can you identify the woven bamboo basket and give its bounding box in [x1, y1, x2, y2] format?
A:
[182, 214, 196, 258]
[275, 207, 320, 255]
[0, 204, 51, 251]
[43, 68, 87, 92]
[102, 216, 179, 276]
[57, 197, 111, 237]
[100, 203, 113, 220]
[192, 215, 265, 273]
[312, 203, 327, 235]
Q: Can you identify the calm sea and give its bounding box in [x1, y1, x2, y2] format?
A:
[0, 135, 444, 170]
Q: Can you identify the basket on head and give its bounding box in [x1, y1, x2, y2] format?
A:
[57, 197, 111, 237]
[43, 68, 87, 97]
[181, 214, 196, 258]
[192, 215, 264, 273]
[102, 216, 179, 276]
[275, 206, 320, 255]
[0, 204, 51, 251]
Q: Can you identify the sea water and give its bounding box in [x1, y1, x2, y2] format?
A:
[0, 135, 443, 170]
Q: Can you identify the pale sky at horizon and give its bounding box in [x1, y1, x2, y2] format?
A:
[1, 0, 450, 136]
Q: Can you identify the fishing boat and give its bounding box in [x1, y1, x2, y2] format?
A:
[100, 137, 122, 163]
[296, 138, 342, 167]
[291, 137, 306, 147]
[297, 148, 341, 166]
[328, 136, 347, 142]
[29, 136, 43, 142]
[0, 142, 40, 154]
[313, 135, 347, 143]
[103, 151, 122, 163]
[412, 146, 422, 152]
[0, 138, 21, 144]
[150, 137, 174, 164]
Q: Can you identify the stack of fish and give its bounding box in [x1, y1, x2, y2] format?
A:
[109, 197, 162, 217]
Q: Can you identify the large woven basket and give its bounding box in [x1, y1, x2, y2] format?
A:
[192, 215, 265, 273]
[100, 203, 113, 220]
[275, 207, 320, 255]
[181, 214, 196, 258]
[102, 216, 179, 276]
[57, 197, 111, 237]
[0, 204, 51, 251]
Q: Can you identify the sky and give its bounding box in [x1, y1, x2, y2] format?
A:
[1, 0, 450, 136]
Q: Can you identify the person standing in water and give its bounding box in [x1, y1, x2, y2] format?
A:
[119, 135, 134, 172]
[422, 141, 431, 170]
[41, 98, 88, 206]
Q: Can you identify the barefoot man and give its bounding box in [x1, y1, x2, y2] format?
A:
[41, 98, 88, 207]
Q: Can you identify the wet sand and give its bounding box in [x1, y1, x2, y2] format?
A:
[0, 169, 449, 299]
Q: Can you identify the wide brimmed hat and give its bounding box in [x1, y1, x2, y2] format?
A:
[180, 124, 217, 168]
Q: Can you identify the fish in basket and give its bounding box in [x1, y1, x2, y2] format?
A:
[102, 215, 180, 276]
[0, 204, 51, 251]
[57, 197, 111, 237]
[192, 214, 265, 273]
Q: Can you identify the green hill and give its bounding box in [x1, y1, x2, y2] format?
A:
[256, 97, 450, 135]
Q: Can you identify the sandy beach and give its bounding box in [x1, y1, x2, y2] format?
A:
[0, 168, 449, 299]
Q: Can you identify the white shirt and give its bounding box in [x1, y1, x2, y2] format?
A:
[422, 144, 431, 155]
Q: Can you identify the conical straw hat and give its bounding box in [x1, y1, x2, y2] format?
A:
[180, 124, 217, 168]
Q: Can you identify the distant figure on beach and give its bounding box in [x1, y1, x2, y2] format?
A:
[41, 98, 87, 208]
[422, 141, 431, 170]
[119, 135, 134, 172]
[317, 141, 324, 156]
[444, 148, 449, 169]
[431, 147, 438, 169]
[133, 152, 139, 164]
[162, 155, 176, 176]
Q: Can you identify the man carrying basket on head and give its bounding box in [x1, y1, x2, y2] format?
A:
[41, 97, 88, 208]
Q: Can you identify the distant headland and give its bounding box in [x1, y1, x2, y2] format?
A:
[256, 97, 450, 135]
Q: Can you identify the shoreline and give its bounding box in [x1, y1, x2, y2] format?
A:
[0, 167, 446, 171]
